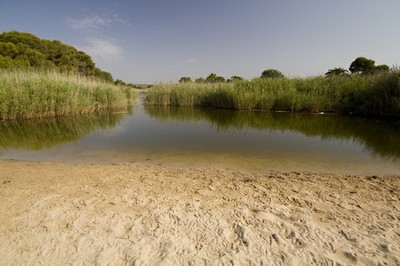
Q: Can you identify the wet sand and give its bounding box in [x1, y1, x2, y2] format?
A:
[0, 160, 399, 265]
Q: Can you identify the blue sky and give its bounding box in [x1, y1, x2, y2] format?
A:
[1, 0, 400, 84]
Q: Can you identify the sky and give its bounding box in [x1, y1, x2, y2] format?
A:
[1, 0, 400, 84]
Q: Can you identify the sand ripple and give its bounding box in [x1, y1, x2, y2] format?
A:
[0, 161, 399, 265]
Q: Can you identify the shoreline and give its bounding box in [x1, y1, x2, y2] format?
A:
[0, 160, 399, 265]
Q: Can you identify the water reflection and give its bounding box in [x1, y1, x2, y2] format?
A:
[0, 111, 129, 151]
[1, 104, 399, 175]
[145, 106, 400, 160]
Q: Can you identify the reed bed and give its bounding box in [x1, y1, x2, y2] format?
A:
[145, 71, 400, 118]
[0, 70, 137, 120]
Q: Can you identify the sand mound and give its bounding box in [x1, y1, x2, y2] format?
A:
[0, 160, 399, 265]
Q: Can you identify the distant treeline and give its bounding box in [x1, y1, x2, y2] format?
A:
[0, 31, 114, 82]
[179, 57, 392, 84]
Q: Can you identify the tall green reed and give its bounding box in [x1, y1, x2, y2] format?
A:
[145, 71, 400, 118]
[0, 70, 137, 120]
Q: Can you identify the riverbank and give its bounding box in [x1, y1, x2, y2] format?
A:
[145, 71, 400, 118]
[0, 160, 398, 265]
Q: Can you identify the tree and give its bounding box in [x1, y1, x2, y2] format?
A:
[261, 69, 285, 79]
[205, 73, 225, 83]
[179, 77, 192, 83]
[76, 51, 95, 76]
[0, 55, 19, 68]
[228, 76, 244, 82]
[0, 42, 18, 58]
[375, 64, 390, 73]
[325, 67, 349, 77]
[195, 77, 205, 83]
[349, 57, 375, 75]
[94, 68, 113, 83]
[114, 79, 126, 86]
[0, 31, 109, 81]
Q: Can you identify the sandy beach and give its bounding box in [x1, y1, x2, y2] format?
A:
[0, 160, 399, 265]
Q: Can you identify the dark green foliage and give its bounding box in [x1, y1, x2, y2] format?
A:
[195, 77, 205, 83]
[94, 68, 113, 83]
[375, 64, 390, 73]
[348, 71, 400, 117]
[349, 57, 376, 75]
[115, 79, 126, 86]
[261, 69, 285, 79]
[325, 67, 349, 77]
[205, 73, 225, 83]
[228, 76, 244, 82]
[0, 31, 113, 82]
[179, 77, 192, 83]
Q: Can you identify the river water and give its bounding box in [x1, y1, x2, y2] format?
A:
[1, 102, 399, 175]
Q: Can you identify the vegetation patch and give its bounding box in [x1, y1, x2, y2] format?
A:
[0, 70, 137, 120]
[145, 71, 400, 118]
[0, 31, 114, 82]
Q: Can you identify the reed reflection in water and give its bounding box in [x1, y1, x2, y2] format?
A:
[0, 110, 129, 151]
[145, 106, 400, 161]
[0, 104, 399, 175]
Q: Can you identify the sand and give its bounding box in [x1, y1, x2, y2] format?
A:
[0, 160, 399, 265]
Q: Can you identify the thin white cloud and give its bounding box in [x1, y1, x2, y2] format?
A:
[111, 13, 130, 26]
[67, 16, 109, 31]
[67, 12, 129, 31]
[80, 38, 122, 62]
[67, 12, 127, 63]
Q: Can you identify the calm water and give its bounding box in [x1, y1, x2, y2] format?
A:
[1, 102, 399, 175]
